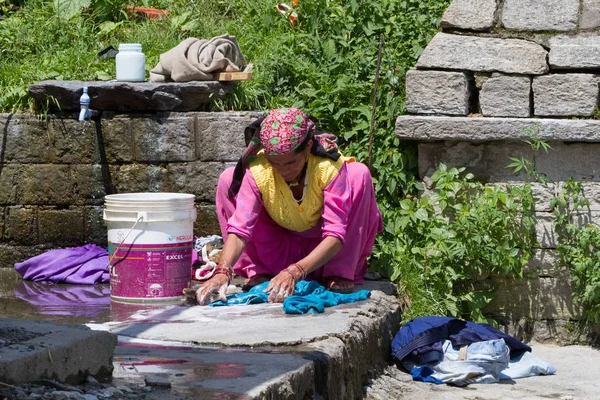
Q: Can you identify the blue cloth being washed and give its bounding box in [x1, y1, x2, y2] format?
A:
[209, 280, 371, 314]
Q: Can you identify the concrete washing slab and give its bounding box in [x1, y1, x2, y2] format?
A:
[92, 281, 402, 399]
[0, 280, 402, 399]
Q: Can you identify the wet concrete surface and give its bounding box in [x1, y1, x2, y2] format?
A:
[0, 268, 400, 398]
[97, 300, 380, 346]
[111, 339, 313, 400]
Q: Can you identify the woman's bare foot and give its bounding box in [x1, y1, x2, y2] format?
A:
[241, 274, 273, 291]
[323, 277, 354, 294]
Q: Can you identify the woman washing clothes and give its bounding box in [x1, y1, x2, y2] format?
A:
[196, 108, 383, 305]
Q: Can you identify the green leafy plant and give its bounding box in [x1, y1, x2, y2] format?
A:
[376, 163, 537, 324]
[506, 128, 600, 332]
[508, 127, 600, 331]
[551, 179, 600, 327]
[54, 0, 91, 19]
[0, 0, 23, 16]
[507, 124, 552, 184]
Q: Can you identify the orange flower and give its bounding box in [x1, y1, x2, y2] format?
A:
[293, 0, 299, 5]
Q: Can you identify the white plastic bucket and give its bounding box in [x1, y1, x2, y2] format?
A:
[103, 193, 196, 303]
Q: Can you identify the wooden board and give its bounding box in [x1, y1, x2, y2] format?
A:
[214, 64, 253, 81]
[214, 71, 253, 81]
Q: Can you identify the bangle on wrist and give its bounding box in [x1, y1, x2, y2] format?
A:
[285, 267, 299, 283]
[213, 264, 232, 285]
[219, 260, 233, 272]
[293, 263, 307, 280]
[286, 263, 306, 283]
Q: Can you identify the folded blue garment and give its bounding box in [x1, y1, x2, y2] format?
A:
[210, 280, 371, 314]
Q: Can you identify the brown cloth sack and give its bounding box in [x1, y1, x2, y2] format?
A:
[150, 34, 246, 82]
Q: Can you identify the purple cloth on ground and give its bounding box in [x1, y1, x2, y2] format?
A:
[14, 244, 110, 284]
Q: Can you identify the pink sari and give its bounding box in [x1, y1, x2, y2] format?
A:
[215, 161, 383, 284]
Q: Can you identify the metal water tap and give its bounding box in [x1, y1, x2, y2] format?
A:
[78, 87, 92, 121]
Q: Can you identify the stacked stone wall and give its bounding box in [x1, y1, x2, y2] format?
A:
[0, 112, 254, 268]
[397, 0, 600, 343]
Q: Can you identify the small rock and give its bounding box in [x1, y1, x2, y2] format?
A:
[100, 387, 123, 398]
[365, 271, 382, 281]
[30, 386, 47, 395]
[115, 385, 132, 393]
[79, 394, 99, 400]
[85, 376, 99, 386]
[50, 391, 79, 400]
[144, 375, 171, 388]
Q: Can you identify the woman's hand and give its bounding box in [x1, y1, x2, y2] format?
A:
[196, 274, 229, 305]
[264, 269, 296, 303]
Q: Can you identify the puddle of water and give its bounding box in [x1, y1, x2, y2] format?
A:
[1, 278, 111, 324]
[1, 269, 111, 324]
[112, 341, 253, 400]
[0, 269, 182, 325]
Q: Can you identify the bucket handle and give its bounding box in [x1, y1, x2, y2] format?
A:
[108, 214, 146, 273]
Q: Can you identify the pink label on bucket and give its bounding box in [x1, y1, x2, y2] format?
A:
[109, 241, 192, 300]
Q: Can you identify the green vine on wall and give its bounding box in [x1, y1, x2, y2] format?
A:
[510, 127, 600, 331]
[551, 179, 600, 327]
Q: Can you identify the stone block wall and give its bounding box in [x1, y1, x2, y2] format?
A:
[0, 112, 256, 268]
[397, 0, 600, 343]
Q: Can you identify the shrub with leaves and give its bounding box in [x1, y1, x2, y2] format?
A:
[375, 164, 537, 324]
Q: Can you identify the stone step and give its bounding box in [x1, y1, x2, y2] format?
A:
[396, 115, 600, 142]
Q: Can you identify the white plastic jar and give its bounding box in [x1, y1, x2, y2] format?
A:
[116, 43, 146, 82]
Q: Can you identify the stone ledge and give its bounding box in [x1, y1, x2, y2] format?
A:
[0, 318, 117, 385]
[27, 80, 234, 112]
[396, 115, 600, 142]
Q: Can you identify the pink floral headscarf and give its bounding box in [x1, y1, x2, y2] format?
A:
[229, 107, 341, 198]
[259, 108, 314, 155]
